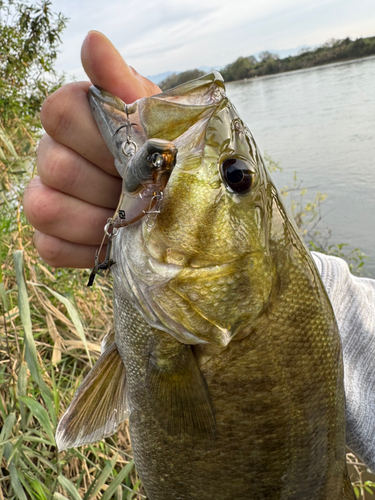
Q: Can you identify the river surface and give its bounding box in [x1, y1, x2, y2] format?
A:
[226, 56, 375, 277]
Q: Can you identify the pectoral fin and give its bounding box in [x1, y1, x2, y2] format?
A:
[56, 340, 127, 451]
[147, 345, 216, 447]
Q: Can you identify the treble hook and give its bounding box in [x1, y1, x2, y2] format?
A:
[143, 190, 164, 228]
[87, 221, 118, 287]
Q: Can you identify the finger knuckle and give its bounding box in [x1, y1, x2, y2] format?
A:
[36, 234, 63, 267]
[41, 83, 89, 143]
[41, 87, 71, 140]
[23, 181, 59, 229]
[40, 142, 81, 193]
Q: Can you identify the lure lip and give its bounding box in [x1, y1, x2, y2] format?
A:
[88, 85, 126, 112]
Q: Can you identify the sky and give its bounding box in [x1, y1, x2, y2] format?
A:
[51, 0, 375, 81]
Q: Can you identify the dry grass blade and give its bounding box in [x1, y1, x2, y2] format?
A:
[0, 123, 19, 159]
[46, 312, 63, 365]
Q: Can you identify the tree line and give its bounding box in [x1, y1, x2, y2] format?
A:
[159, 36, 375, 89]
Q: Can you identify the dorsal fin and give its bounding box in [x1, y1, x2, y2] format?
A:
[56, 340, 127, 451]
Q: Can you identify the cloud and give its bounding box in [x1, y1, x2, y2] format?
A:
[52, 0, 375, 80]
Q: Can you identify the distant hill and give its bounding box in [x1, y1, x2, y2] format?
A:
[147, 71, 174, 85]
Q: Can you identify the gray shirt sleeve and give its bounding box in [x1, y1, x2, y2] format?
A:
[312, 251, 375, 471]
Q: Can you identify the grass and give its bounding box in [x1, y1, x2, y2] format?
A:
[0, 201, 144, 499]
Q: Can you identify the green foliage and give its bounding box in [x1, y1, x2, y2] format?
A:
[347, 453, 375, 499]
[0, 0, 67, 215]
[159, 68, 205, 90]
[0, 0, 67, 127]
[220, 36, 375, 82]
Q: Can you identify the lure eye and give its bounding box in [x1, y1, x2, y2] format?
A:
[150, 152, 164, 168]
[221, 158, 254, 194]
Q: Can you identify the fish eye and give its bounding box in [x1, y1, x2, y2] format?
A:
[221, 158, 254, 194]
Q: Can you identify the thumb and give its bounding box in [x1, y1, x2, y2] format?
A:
[81, 31, 161, 103]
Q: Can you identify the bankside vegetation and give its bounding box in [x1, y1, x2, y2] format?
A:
[159, 36, 375, 89]
[158, 68, 206, 91]
[221, 36, 375, 82]
[0, 2, 372, 499]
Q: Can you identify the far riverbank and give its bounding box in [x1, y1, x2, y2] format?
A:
[225, 54, 375, 85]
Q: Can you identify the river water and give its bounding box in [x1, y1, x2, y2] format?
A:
[226, 56, 375, 277]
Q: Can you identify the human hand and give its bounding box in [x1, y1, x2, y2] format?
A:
[23, 31, 161, 268]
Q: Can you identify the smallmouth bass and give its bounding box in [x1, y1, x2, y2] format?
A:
[56, 73, 356, 499]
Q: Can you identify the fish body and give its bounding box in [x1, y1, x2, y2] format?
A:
[56, 73, 355, 499]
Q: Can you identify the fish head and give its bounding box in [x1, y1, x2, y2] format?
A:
[89, 74, 296, 348]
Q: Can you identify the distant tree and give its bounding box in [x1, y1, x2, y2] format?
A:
[159, 69, 205, 90]
[221, 56, 256, 81]
[258, 51, 279, 63]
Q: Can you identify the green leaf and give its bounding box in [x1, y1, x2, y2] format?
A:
[41, 388, 57, 428]
[101, 460, 135, 500]
[86, 454, 118, 499]
[53, 494, 70, 500]
[30, 282, 92, 366]
[57, 474, 82, 500]
[0, 412, 16, 442]
[19, 396, 55, 443]
[0, 282, 8, 311]
[0, 412, 16, 463]
[9, 463, 28, 500]
[18, 361, 28, 428]
[13, 250, 51, 395]
[30, 479, 49, 500]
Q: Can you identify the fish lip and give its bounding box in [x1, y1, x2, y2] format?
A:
[88, 85, 126, 112]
